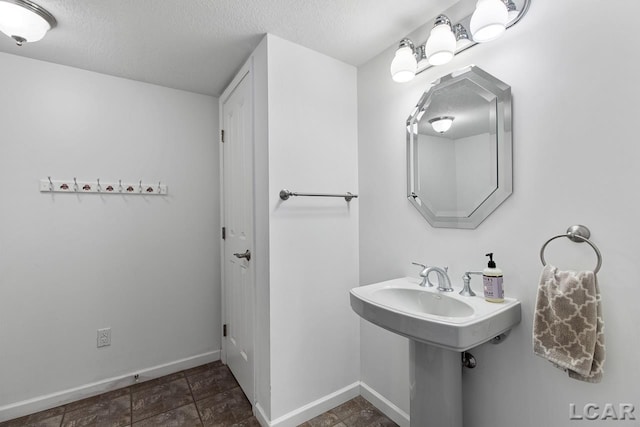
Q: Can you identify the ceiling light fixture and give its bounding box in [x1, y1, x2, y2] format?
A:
[390, 0, 529, 82]
[0, 0, 56, 46]
[429, 116, 454, 134]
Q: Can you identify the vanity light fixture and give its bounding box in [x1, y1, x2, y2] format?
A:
[453, 24, 470, 44]
[424, 15, 457, 66]
[390, 38, 418, 83]
[390, 0, 529, 82]
[0, 0, 56, 46]
[429, 116, 454, 133]
[470, 0, 509, 42]
[415, 45, 429, 69]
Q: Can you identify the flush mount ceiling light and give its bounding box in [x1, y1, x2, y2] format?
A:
[0, 0, 57, 46]
[390, 0, 529, 82]
[429, 116, 454, 133]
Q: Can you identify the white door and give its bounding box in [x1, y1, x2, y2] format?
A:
[221, 66, 254, 403]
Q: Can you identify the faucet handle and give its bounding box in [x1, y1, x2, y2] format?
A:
[460, 271, 482, 297]
[411, 262, 429, 286]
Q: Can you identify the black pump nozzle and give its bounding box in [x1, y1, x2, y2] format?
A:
[486, 253, 496, 268]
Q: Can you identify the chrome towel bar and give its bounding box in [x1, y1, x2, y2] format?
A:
[540, 225, 602, 273]
[279, 189, 358, 202]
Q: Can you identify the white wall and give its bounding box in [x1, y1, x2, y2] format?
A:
[358, 1, 640, 426]
[252, 37, 273, 422]
[251, 34, 360, 423]
[0, 53, 220, 419]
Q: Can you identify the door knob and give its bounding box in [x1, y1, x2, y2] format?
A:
[233, 250, 251, 261]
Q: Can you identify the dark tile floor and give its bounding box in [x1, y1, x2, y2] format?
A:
[298, 396, 398, 427]
[0, 362, 398, 427]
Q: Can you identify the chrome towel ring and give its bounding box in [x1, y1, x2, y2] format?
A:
[540, 225, 603, 274]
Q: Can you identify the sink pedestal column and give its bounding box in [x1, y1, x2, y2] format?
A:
[409, 341, 462, 427]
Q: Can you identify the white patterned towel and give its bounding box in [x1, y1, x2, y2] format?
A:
[533, 265, 605, 383]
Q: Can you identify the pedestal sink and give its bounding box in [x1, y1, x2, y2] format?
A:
[350, 277, 521, 427]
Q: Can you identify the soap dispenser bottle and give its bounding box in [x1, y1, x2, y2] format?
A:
[483, 253, 504, 303]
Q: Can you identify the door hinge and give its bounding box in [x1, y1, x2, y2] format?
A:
[221, 129, 225, 143]
[223, 324, 227, 337]
[222, 226, 226, 240]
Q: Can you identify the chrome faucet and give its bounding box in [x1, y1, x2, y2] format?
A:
[425, 266, 454, 292]
[412, 263, 453, 292]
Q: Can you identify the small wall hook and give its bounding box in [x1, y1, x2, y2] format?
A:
[39, 178, 168, 196]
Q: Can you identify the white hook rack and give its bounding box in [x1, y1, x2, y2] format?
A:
[40, 177, 168, 195]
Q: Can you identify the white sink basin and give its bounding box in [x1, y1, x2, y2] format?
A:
[350, 277, 521, 351]
[372, 288, 475, 317]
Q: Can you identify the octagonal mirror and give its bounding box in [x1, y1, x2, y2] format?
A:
[407, 65, 512, 229]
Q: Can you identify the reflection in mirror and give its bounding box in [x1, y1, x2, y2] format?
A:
[407, 66, 512, 229]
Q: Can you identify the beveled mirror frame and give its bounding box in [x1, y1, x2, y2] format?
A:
[407, 65, 512, 229]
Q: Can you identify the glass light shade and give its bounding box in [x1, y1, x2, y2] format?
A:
[470, 0, 508, 42]
[390, 46, 417, 83]
[429, 117, 454, 133]
[0, 0, 54, 44]
[425, 24, 456, 66]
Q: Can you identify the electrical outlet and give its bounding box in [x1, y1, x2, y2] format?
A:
[97, 328, 111, 347]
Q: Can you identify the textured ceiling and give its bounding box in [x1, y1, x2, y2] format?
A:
[0, 0, 458, 96]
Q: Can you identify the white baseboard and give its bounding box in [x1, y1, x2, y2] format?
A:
[254, 382, 360, 427]
[359, 382, 410, 427]
[253, 381, 409, 427]
[254, 402, 270, 427]
[0, 350, 220, 423]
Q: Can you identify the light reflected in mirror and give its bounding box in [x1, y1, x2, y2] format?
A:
[407, 65, 512, 229]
